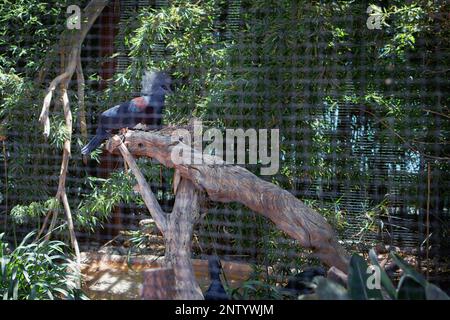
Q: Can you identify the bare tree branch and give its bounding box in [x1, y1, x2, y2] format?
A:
[38, 0, 110, 137]
[76, 54, 88, 164]
[37, 1, 110, 283]
[106, 130, 350, 272]
[111, 138, 202, 298]
[111, 136, 167, 234]
[59, 88, 81, 267]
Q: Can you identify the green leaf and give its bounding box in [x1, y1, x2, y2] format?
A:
[18, 230, 36, 247]
[368, 249, 396, 299]
[390, 252, 426, 287]
[397, 276, 426, 300]
[425, 283, 450, 300]
[0, 257, 9, 281]
[313, 277, 349, 300]
[348, 254, 383, 300]
[29, 285, 37, 300]
[22, 269, 30, 284]
[12, 278, 18, 300]
[53, 287, 69, 298]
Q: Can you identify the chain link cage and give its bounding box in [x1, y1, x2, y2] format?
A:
[0, 0, 449, 300]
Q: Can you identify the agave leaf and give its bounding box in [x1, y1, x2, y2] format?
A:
[368, 249, 396, 299]
[397, 276, 426, 300]
[314, 276, 349, 300]
[390, 252, 426, 287]
[348, 253, 383, 300]
[425, 283, 450, 300]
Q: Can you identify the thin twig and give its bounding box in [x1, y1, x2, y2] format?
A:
[2, 140, 8, 235]
[422, 109, 450, 120]
[362, 109, 450, 161]
[36, 209, 52, 241]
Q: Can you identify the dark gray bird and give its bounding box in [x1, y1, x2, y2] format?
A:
[283, 266, 326, 296]
[204, 256, 229, 300]
[81, 71, 172, 155]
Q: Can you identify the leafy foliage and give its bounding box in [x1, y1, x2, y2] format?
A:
[0, 0, 70, 75]
[0, 231, 85, 300]
[108, 0, 229, 123]
[10, 198, 60, 225]
[230, 279, 285, 300]
[312, 251, 449, 300]
[0, 0, 77, 236]
[75, 170, 142, 231]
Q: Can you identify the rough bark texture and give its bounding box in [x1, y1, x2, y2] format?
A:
[164, 178, 204, 300]
[141, 268, 176, 300]
[37, 0, 110, 288]
[39, 0, 110, 137]
[107, 130, 350, 272]
[112, 138, 203, 299]
[114, 137, 167, 234]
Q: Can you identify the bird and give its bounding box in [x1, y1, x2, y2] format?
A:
[204, 256, 229, 300]
[283, 266, 326, 296]
[81, 70, 172, 155]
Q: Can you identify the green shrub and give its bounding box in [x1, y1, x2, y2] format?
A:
[0, 231, 86, 300]
[312, 251, 449, 300]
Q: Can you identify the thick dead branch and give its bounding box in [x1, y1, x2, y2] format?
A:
[112, 139, 202, 299]
[59, 89, 81, 267]
[37, 1, 109, 281]
[38, 0, 110, 137]
[107, 130, 350, 272]
[164, 178, 204, 299]
[112, 136, 167, 234]
[141, 268, 177, 299]
[39, 49, 76, 137]
[76, 55, 88, 164]
[37, 0, 110, 85]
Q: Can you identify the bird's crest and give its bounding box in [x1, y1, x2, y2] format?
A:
[141, 70, 171, 95]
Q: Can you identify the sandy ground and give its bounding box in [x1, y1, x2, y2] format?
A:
[80, 251, 253, 299]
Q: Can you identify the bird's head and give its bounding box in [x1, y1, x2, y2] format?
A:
[141, 70, 173, 97]
[208, 256, 223, 280]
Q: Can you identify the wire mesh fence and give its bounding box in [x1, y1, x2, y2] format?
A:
[0, 0, 449, 299]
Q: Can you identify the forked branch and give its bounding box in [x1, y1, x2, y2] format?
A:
[37, 1, 110, 277]
[106, 130, 350, 272]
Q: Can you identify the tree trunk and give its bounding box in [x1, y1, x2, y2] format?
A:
[164, 178, 204, 300]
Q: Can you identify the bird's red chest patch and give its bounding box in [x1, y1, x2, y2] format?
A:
[132, 97, 148, 109]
